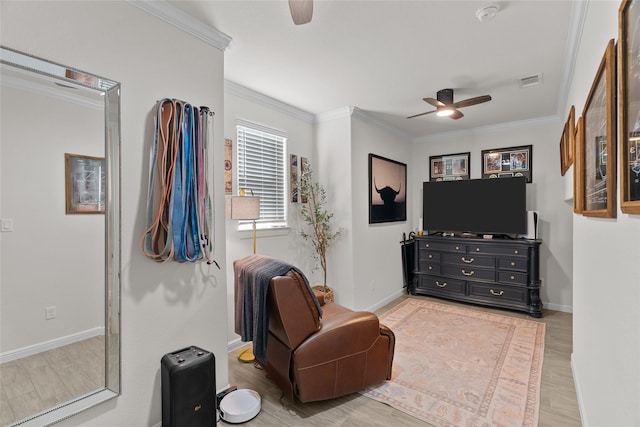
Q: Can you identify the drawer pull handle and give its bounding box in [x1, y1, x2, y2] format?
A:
[510, 275, 515, 280]
[490, 289, 504, 296]
[428, 266, 433, 270]
[510, 262, 516, 266]
[428, 254, 433, 259]
[476, 247, 481, 252]
[455, 246, 460, 250]
[461, 269, 475, 276]
[514, 250, 519, 254]
[435, 281, 447, 288]
[425, 244, 430, 248]
[461, 257, 474, 264]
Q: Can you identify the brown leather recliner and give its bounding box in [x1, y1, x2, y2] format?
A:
[236, 261, 395, 403]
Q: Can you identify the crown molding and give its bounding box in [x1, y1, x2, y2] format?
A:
[315, 106, 354, 123]
[414, 115, 562, 143]
[128, 0, 232, 51]
[225, 80, 315, 123]
[350, 107, 413, 140]
[556, 0, 588, 116]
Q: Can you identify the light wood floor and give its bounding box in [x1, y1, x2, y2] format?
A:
[0, 336, 104, 425]
[228, 294, 582, 427]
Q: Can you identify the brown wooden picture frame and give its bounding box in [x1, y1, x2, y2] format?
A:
[579, 39, 617, 218]
[560, 105, 575, 176]
[619, 0, 640, 214]
[65, 153, 106, 214]
[429, 152, 470, 181]
[573, 117, 584, 214]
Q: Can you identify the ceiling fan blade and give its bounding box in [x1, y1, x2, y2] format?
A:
[407, 110, 437, 119]
[423, 97, 445, 108]
[454, 95, 492, 109]
[289, 0, 313, 25]
[450, 110, 464, 120]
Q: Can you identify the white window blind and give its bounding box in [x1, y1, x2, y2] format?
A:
[236, 121, 287, 228]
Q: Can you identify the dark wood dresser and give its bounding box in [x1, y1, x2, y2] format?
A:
[411, 235, 542, 317]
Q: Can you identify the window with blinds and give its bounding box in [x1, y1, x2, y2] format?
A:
[236, 121, 287, 229]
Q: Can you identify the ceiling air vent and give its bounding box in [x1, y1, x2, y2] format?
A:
[520, 73, 543, 88]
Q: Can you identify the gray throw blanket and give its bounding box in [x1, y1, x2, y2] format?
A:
[234, 254, 322, 365]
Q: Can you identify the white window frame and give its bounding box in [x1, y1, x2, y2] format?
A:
[236, 119, 287, 230]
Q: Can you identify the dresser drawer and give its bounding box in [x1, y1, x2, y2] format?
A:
[419, 251, 441, 262]
[468, 283, 527, 304]
[498, 257, 528, 271]
[498, 271, 528, 285]
[441, 264, 495, 281]
[418, 262, 441, 274]
[416, 275, 465, 294]
[467, 244, 528, 257]
[421, 241, 466, 253]
[442, 253, 495, 268]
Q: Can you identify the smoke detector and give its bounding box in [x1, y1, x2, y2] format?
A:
[476, 4, 500, 22]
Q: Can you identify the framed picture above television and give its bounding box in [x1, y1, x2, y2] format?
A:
[369, 153, 407, 224]
[429, 152, 470, 181]
[481, 144, 533, 182]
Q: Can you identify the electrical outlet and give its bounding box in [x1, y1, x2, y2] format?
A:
[45, 306, 56, 320]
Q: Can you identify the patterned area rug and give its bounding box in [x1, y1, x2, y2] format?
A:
[362, 298, 545, 427]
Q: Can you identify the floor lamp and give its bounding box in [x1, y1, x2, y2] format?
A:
[225, 191, 260, 362]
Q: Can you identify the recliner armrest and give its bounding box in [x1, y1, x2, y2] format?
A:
[294, 311, 383, 366]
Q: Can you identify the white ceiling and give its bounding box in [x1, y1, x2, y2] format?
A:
[168, 0, 578, 139]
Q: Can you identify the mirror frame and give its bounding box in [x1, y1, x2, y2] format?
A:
[0, 46, 121, 427]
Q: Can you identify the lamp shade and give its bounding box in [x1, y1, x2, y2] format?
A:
[225, 196, 260, 220]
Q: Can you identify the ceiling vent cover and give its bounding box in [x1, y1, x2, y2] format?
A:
[520, 74, 543, 88]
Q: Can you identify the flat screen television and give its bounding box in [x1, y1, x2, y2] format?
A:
[422, 177, 527, 236]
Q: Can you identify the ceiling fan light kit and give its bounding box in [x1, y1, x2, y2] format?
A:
[407, 88, 492, 120]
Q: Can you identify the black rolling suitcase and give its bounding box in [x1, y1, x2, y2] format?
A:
[161, 346, 215, 427]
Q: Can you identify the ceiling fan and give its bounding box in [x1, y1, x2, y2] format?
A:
[289, 0, 313, 25]
[407, 88, 492, 120]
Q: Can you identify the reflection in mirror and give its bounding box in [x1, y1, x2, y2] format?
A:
[0, 46, 120, 426]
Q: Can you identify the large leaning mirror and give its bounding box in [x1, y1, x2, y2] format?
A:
[0, 46, 121, 426]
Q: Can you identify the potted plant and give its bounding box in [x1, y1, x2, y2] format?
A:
[297, 165, 343, 301]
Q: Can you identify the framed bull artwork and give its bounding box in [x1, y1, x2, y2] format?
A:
[369, 153, 407, 224]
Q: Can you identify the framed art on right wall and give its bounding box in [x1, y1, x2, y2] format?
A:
[619, 0, 640, 214]
[580, 39, 617, 218]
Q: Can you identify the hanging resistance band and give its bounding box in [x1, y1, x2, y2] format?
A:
[140, 98, 218, 266]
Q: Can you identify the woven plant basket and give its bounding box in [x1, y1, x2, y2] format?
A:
[312, 285, 334, 302]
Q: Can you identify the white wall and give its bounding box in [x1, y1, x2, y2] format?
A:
[1, 2, 229, 426]
[223, 86, 316, 344]
[1, 85, 103, 353]
[349, 113, 413, 310]
[413, 118, 574, 312]
[567, 1, 640, 426]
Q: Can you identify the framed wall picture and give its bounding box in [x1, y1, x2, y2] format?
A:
[290, 154, 298, 202]
[65, 153, 105, 214]
[574, 117, 585, 214]
[481, 145, 533, 182]
[369, 153, 407, 224]
[560, 105, 576, 176]
[580, 39, 617, 218]
[429, 152, 470, 181]
[619, 0, 640, 214]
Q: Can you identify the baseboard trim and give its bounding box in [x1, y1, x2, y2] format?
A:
[365, 289, 406, 313]
[0, 327, 104, 363]
[571, 353, 587, 426]
[543, 302, 573, 313]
